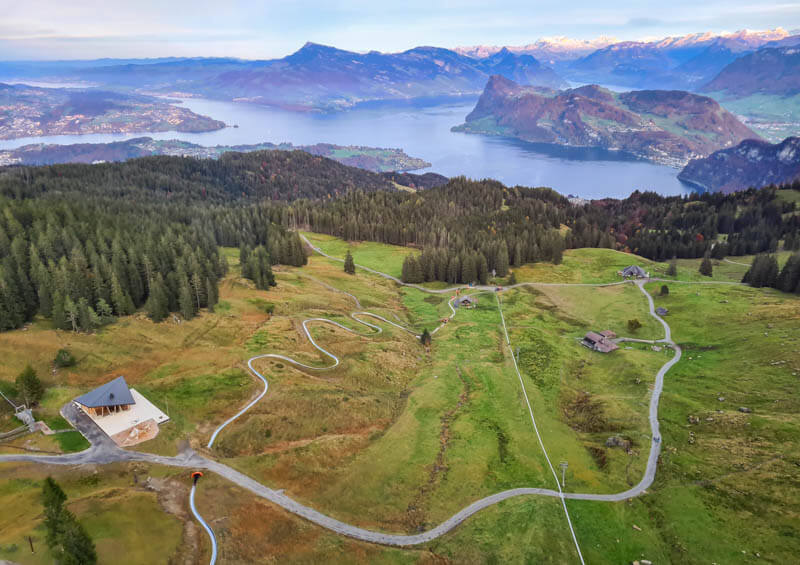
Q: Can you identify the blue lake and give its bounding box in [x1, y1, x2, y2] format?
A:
[0, 97, 694, 199]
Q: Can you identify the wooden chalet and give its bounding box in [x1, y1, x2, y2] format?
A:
[581, 331, 619, 353]
[74, 376, 136, 417]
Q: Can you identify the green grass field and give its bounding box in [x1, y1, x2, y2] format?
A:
[1, 235, 798, 563]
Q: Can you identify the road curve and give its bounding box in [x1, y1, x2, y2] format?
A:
[190, 482, 218, 565]
[2, 239, 730, 549]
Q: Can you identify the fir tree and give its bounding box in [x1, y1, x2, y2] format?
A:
[344, 250, 356, 275]
[666, 258, 677, 277]
[179, 279, 195, 320]
[16, 364, 44, 406]
[699, 255, 713, 277]
[419, 328, 432, 347]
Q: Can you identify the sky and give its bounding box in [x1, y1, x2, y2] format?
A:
[1, 0, 799, 60]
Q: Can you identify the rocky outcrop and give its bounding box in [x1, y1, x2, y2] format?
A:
[678, 137, 800, 192]
[454, 75, 759, 166]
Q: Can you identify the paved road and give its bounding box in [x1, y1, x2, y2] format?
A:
[0, 242, 723, 549]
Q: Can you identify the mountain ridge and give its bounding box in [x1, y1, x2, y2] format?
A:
[454, 75, 759, 166]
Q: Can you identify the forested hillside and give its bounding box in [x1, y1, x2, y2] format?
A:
[1, 151, 799, 332]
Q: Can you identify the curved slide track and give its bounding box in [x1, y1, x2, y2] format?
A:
[190, 480, 218, 565]
[1, 238, 727, 557]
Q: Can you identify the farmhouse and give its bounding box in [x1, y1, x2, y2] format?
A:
[581, 330, 619, 353]
[455, 296, 478, 308]
[74, 376, 169, 446]
[619, 265, 649, 279]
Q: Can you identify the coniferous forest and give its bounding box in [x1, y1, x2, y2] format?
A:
[1, 151, 799, 332]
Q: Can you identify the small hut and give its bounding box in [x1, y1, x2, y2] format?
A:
[619, 265, 649, 279]
[455, 296, 478, 309]
[581, 331, 619, 353]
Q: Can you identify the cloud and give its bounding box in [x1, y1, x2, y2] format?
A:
[627, 18, 665, 28]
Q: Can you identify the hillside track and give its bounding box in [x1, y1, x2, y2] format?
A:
[1, 239, 728, 552]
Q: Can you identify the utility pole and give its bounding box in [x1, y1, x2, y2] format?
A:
[559, 461, 568, 488]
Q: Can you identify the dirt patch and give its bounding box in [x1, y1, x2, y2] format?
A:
[405, 366, 472, 532]
[112, 418, 159, 447]
[561, 390, 613, 433]
[145, 475, 200, 565]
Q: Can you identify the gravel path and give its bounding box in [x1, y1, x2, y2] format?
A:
[1, 239, 723, 550]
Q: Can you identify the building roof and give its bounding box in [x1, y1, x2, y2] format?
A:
[584, 331, 605, 343]
[582, 331, 619, 353]
[74, 376, 135, 408]
[621, 265, 648, 278]
[456, 296, 477, 305]
[656, 307, 669, 315]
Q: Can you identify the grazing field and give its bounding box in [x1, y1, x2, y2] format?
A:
[0, 235, 798, 563]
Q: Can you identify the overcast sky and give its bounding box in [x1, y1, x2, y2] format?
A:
[1, 0, 799, 60]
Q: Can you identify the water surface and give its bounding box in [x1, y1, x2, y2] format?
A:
[0, 96, 693, 199]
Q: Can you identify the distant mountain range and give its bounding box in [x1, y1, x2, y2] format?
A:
[454, 75, 758, 166]
[7, 43, 567, 111]
[678, 136, 800, 192]
[0, 137, 431, 172]
[458, 29, 799, 92]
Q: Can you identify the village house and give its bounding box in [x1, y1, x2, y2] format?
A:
[581, 330, 619, 353]
[618, 265, 649, 279]
[455, 296, 478, 309]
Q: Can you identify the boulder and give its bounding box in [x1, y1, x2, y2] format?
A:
[606, 436, 632, 450]
[738, 407, 752, 413]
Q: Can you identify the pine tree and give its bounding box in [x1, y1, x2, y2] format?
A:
[59, 513, 97, 565]
[179, 279, 195, 320]
[16, 364, 44, 406]
[41, 477, 96, 565]
[344, 250, 356, 275]
[146, 274, 169, 322]
[742, 254, 779, 288]
[508, 271, 517, 285]
[205, 277, 219, 309]
[496, 243, 509, 277]
[699, 255, 713, 277]
[660, 284, 669, 296]
[666, 258, 677, 277]
[419, 328, 432, 347]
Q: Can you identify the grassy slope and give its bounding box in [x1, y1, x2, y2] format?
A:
[0, 462, 186, 564]
[1, 236, 798, 563]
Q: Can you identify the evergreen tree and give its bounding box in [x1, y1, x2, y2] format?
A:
[419, 328, 432, 347]
[179, 279, 195, 320]
[495, 243, 509, 277]
[54, 349, 76, 368]
[344, 250, 356, 275]
[742, 254, 779, 288]
[41, 477, 96, 565]
[146, 274, 169, 322]
[508, 271, 517, 285]
[776, 253, 800, 293]
[699, 255, 713, 277]
[16, 364, 44, 406]
[666, 258, 677, 277]
[660, 284, 669, 296]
